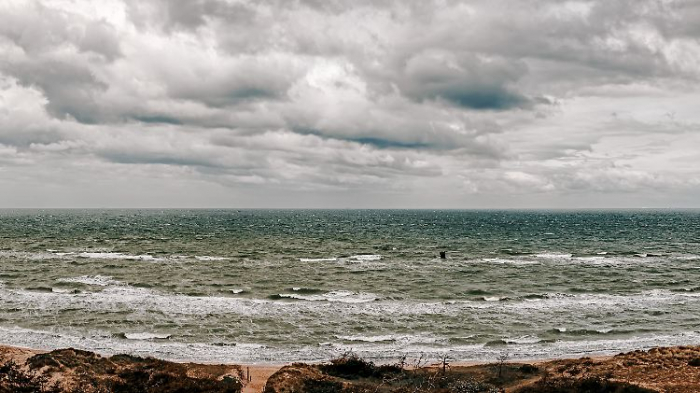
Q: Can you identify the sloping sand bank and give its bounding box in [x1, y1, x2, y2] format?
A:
[2, 345, 700, 392]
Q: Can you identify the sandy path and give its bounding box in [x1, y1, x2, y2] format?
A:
[240, 365, 283, 393]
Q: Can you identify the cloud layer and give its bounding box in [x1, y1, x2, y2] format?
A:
[1, 0, 699, 207]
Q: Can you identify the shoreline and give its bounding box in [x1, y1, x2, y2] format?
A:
[0, 340, 622, 367]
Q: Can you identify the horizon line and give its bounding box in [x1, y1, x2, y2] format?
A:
[0, 207, 698, 211]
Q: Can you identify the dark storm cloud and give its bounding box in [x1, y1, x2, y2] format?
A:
[398, 52, 532, 110]
[162, 54, 305, 108]
[8, 60, 107, 123]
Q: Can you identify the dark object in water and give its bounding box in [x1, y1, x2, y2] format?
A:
[440, 251, 446, 259]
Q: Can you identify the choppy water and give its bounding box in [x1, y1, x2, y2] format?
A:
[1, 209, 699, 364]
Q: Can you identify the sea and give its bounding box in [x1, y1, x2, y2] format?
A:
[0, 209, 699, 364]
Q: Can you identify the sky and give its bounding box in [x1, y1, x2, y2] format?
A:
[1, 0, 699, 208]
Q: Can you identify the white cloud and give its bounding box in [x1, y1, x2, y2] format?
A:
[0, 0, 699, 207]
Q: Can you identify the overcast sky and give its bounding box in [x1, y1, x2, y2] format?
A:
[1, 0, 699, 208]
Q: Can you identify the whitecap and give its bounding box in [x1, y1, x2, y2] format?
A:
[574, 256, 605, 261]
[0, 250, 64, 260]
[675, 255, 700, 261]
[481, 258, 539, 266]
[57, 275, 123, 287]
[335, 334, 444, 345]
[504, 335, 542, 345]
[534, 253, 572, 259]
[348, 255, 382, 261]
[2, 325, 700, 365]
[124, 332, 172, 340]
[299, 258, 338, 262]
[194, 256, 229, 261]
[77, 252, 160, 261]
[277, 290, 378, 303]
[336, 334, 396, 343]
[51, 288, 76, 294]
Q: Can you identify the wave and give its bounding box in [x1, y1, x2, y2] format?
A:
[51, 288, 81, 294]
[505, 335, 544, 345]
[298, 255, 383, 263]
[485, 335, 549, 346]
[1, 326, 700, 364]
[77, 252, 161, 261]
[671, 287, 700, 293]
[25, 286, 54, 293]
[273, 290, 378, 303]
[534, 253, 572, 259]
[0, 326, 273, 364]
[335, 334, 445, 345]
[2, 284, 699, 322]
[0, 250, 65, 261]
[674, 254, 700, 261]
[289, 287, 324, 294]
[546, 327, 630, 336]
[57, 275, 124, 287]
[477, 252, 696, 267]
[347, 255, 382, 261]
[336, 334, 396, 343]
[0, 250, 218, 263]
[122, 332, 172, 341]
[194, 256, 229, 261]
[480, 258, 539, 266]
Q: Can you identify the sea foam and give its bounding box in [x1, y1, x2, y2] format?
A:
[57, 275, 124, 287]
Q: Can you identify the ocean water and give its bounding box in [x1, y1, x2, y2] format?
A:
[0, 209, 699, 364]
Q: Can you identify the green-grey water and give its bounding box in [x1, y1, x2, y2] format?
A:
[0, 209, 699, 363]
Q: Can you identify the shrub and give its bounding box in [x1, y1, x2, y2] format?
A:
[518, 364, 538, 374]
[320, 353, 384, 379]
[515, 376, 657, 393]
[0, 360, 60, 393]
[449, 378, 501, 393]
[302, 379, 347, 393]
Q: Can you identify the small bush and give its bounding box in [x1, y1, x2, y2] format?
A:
[320, 353, 384, 379]
[518, 364, 539, 374]
[515, 376, 657, 393]
[0, 360, 60, 393]
[302, 379, 347, 393]
[449, 378, 501, 393]
[109, 367, 241, 393]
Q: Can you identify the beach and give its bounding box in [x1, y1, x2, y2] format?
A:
[2, 210, 700, 391]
